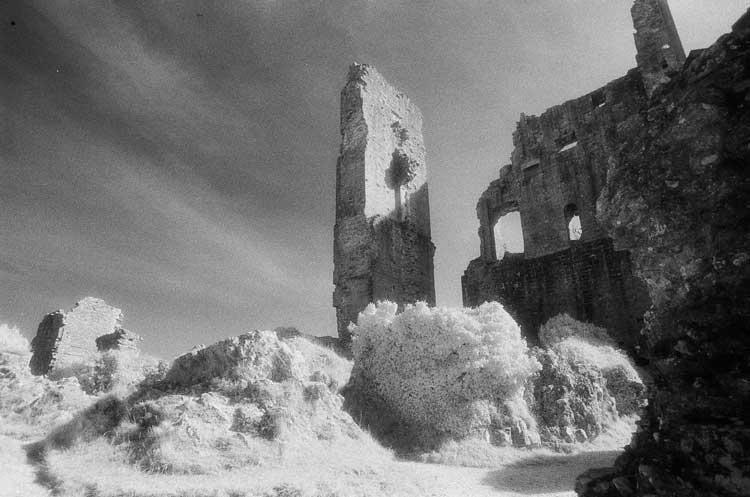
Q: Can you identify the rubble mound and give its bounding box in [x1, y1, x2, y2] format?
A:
[163, 330, 307, 388]
[36, 329, 380, 476]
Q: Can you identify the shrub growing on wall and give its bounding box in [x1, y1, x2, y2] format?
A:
[345, 301, 540, 450]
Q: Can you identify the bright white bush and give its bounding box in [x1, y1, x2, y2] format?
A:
[350, 301, 540, 437]
[553, 337, 636, 378]
[0, 323, 30, 355]
[538, 315, 645, 419]
[539, 313, 614, 348]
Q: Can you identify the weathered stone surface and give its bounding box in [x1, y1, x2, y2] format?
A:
[577, 7, 750, 496]
[631, 0, 685, 97]
[464, 239, 649, 348]
[575, 467, 622, 497]
[95, 328, 142, 352]
[29, 298, 124, 376]
[333, 64, 435, 346]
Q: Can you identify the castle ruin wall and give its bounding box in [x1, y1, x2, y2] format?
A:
[462, 0, 683, 348]
[333, 64, 435, 345]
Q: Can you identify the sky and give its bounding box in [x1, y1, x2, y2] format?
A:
[1, 0, 747, 358]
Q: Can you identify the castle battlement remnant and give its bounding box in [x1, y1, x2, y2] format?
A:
[333, 64, 435, 345]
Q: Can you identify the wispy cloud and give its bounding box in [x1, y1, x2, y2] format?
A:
[1, 0, 745, 356]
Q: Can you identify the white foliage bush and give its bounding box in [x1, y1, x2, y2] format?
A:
[0, 323, 30, 356]
[535, 314, 646, 424]
[539, 313, 614, 348]
[350, 301, 540, 438]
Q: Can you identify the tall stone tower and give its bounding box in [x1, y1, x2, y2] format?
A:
[632, 0, 686, 96]
[333, 64, 435, 345]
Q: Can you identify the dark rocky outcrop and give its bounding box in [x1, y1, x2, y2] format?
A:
[578, 10, 750, 497]
[95, 328, 142, 352]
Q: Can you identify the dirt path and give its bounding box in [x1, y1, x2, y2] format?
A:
[400, 449, 621, 497]
[0, 436, 51, 497]
[0, 431, 620, 497]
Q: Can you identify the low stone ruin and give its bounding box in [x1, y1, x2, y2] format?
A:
[95, 328, 141, 352]
[29, 297, 141, 377]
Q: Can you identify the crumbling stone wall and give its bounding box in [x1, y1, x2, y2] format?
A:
[577, 11, 750, 496]
[462, 0, 684, 347]
[463, 239, 649, 349]
[29, 297, 132, 376]
[333, 64, 435, 345]
[95, 328, 142, 352]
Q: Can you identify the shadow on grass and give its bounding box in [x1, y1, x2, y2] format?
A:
[25, 439, 62, 495]
[480, 449, 621, 495]
[23, 396, 128, 495]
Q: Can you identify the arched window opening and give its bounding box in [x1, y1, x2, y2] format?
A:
[493, 211, 524, 259]
[565, 203, 582, 241]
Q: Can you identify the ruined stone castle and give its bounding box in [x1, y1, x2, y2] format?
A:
[332, 0, 686, 351]
[461, 0, 689, 348]
[332, 64, 435, 344]
[333, 1, 750, 493]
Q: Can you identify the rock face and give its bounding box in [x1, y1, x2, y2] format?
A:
[333, 64, 435, 346]
[95, 328, 142, 352]
[29, 298, 130, 376]
[576, 8, 750, 497]
[461, 0, 690, 349]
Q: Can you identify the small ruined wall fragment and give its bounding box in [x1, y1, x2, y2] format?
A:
[29, 297, 127, 376]
[333, 64, 435, 345]
[463, 239, 649, 348]
[95, 328, 142, 352]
